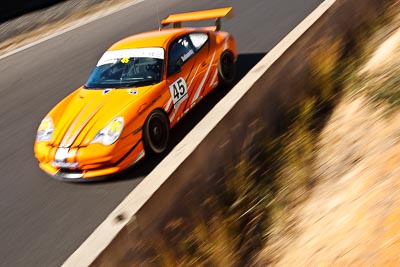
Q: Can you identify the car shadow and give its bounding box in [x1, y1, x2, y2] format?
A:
[87, 52, 267, 184]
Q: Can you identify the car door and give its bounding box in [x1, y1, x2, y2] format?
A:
[166, 33, 210, 124]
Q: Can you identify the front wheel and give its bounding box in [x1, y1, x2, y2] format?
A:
[143, 110, 170, 154]
[218, 50, 237, 87]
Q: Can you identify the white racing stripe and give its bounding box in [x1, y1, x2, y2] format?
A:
[164, 98, 173, 112]
[61, 99, 105, 148]
[54, 147, 69, 162]
[169, 102, 181, 123]
[188, 64, 201, 88]
[60, 99, 95, 148]
[191, 50, 216, 104]
[207, 37, 228, 88]
[65, 102, 104, 147]
[209, 68, 219, 87]
[132, 149, 145, 165]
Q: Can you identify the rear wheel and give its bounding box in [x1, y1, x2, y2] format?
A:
[143, 110, 170, 154]
[218, 50, 236, 87]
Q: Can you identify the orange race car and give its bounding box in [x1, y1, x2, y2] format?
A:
[34, 7, 237, 181]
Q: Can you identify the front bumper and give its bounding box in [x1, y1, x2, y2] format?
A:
[35, 140, 145, 181]
[39, 162, 123, 181]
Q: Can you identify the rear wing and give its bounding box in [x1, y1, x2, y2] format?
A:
[161, 7, 233, 31]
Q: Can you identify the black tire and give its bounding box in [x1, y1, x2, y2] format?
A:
[218, 50, 237, 87]
[143, 109, 170, 154]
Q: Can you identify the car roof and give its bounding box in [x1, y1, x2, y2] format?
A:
[108, 28, 195, 51]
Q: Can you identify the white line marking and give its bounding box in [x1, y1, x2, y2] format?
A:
[0, 0, 145, 61]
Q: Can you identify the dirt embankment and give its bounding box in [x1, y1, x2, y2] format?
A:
[263, 19, 400, 266]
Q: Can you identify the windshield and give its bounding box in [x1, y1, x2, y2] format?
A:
[85, 48, 164, 89]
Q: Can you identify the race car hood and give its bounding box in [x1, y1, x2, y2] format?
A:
[48, 86, 151, 148]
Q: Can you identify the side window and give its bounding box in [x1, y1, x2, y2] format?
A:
[189, 33, 208, 51]
[168, 35, 195, 76]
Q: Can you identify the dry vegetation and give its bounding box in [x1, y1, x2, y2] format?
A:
[273, 25, 400, 265]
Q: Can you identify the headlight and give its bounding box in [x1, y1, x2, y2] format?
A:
[36, 117, 54, 142]
[92, 117, 124, 146]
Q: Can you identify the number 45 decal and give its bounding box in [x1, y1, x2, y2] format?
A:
[169, 77, 188, 107]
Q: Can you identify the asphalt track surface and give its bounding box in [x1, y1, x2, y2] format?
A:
[0, 0, 322, 266]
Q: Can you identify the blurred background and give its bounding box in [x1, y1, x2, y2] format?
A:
[1, 0, 66, 22]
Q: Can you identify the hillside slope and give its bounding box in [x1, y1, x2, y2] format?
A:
[270, 20, 400, 266]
